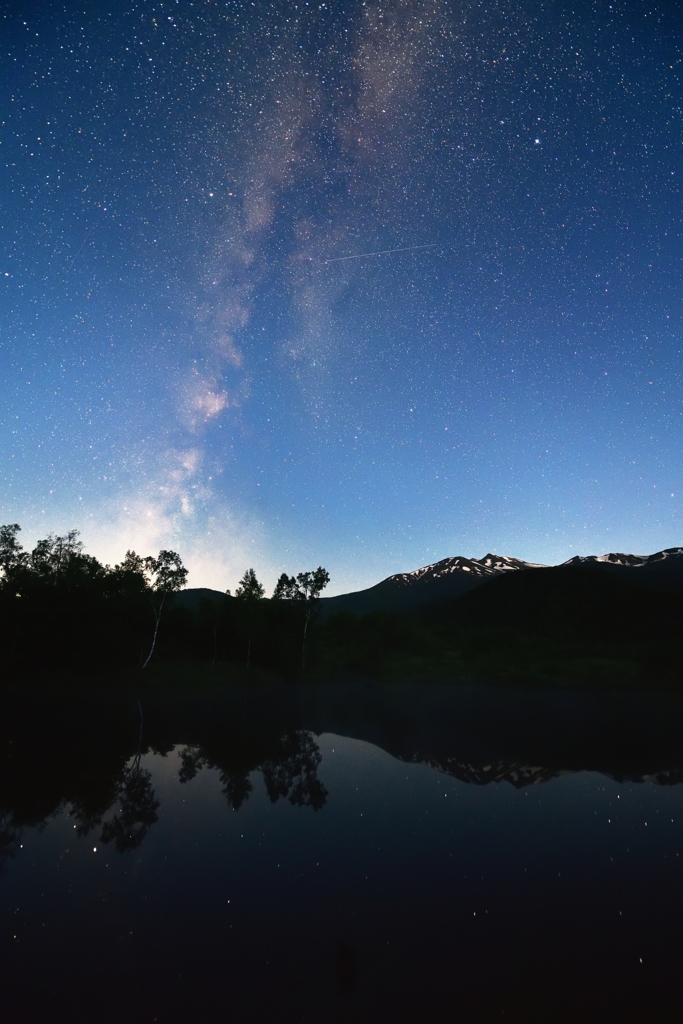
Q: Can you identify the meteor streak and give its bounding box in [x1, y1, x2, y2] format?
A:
[322, 242, 442, 264]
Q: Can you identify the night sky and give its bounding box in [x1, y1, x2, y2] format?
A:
[2, 0, 681, 594]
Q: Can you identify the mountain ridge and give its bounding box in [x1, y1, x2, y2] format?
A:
[562, 546, 683, 568]
[387, 552, 545, 585]
[319, 545, 683, 617]
[172, 546, 683, 617]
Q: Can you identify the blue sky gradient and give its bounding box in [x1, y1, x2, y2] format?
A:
[1, 0, 681, 594]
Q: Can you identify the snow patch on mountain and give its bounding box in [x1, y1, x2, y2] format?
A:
[563, 547, 683, 568]
[386, 553, 546, 589]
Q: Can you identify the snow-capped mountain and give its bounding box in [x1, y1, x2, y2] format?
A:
[400, 756, 683, 789]
[320, 552, 545, 616]
[559, 547, 683, 593]
[387, 553, 545, 588]
[563, 547, 683, 568]
[319, 545, 683, 617]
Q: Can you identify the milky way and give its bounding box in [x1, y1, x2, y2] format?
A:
[1, 0, 681, 593]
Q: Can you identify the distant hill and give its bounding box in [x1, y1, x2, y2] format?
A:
[171, 587, 226, 612]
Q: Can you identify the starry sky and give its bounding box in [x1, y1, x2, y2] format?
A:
[1, 0, 682, 594]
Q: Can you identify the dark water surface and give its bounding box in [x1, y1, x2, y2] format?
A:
[3, 681, 683, 1022]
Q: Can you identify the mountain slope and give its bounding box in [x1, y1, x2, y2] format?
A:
[315, 547, 683, 682]
[562, 547, 683, 592]
[319, 553, 544, 617]
[169, 548, 683, 623]
[439, 561, 681, 639]
[320, 546, 683, 619]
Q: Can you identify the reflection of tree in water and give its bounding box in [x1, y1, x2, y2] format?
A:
[221, 771, 253, 811]
[177, 730, 327, 812]
[100, 758, 159, 853]
[6, 687, 683, 865]
[69, 779, 123, 839]
[178, 744, 254, 810]
[0, 812, 21, 875]
[262, 731, 328, 811]
[178, 745, 206, 784]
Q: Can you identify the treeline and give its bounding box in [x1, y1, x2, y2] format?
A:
[0, 524, 329, 677]
[2, 524, 681, 684]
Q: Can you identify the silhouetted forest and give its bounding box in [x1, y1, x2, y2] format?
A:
[318, 562, 683, 684]
[0, 524, 329, 678]
[1, 524, 681, 684]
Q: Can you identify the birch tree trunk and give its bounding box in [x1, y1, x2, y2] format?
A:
[301, 608, 311, 672]
[141, 593, 165, 669]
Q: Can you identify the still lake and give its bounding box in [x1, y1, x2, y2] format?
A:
[3, 680, 683, 1022]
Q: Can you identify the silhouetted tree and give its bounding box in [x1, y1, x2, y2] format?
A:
[28, 531, 107, 598]
[31, 530, 83, 580]
[235, 568, 265, 669]
[272, 567, 330, 670]
[0, 525, 28, 659]
[0, 524, 26, 590]
[297, 568, 330, 669]
[141, 549, 188, 668]
[235, 568, 265, 601]
[272, 573, 299, 601]
[111, 550, 148, 596]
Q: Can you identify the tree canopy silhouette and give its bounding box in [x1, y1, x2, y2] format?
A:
[235, 568, 265, 601]
[140, 549, 188, 668]
[272, 567, 330, 669]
